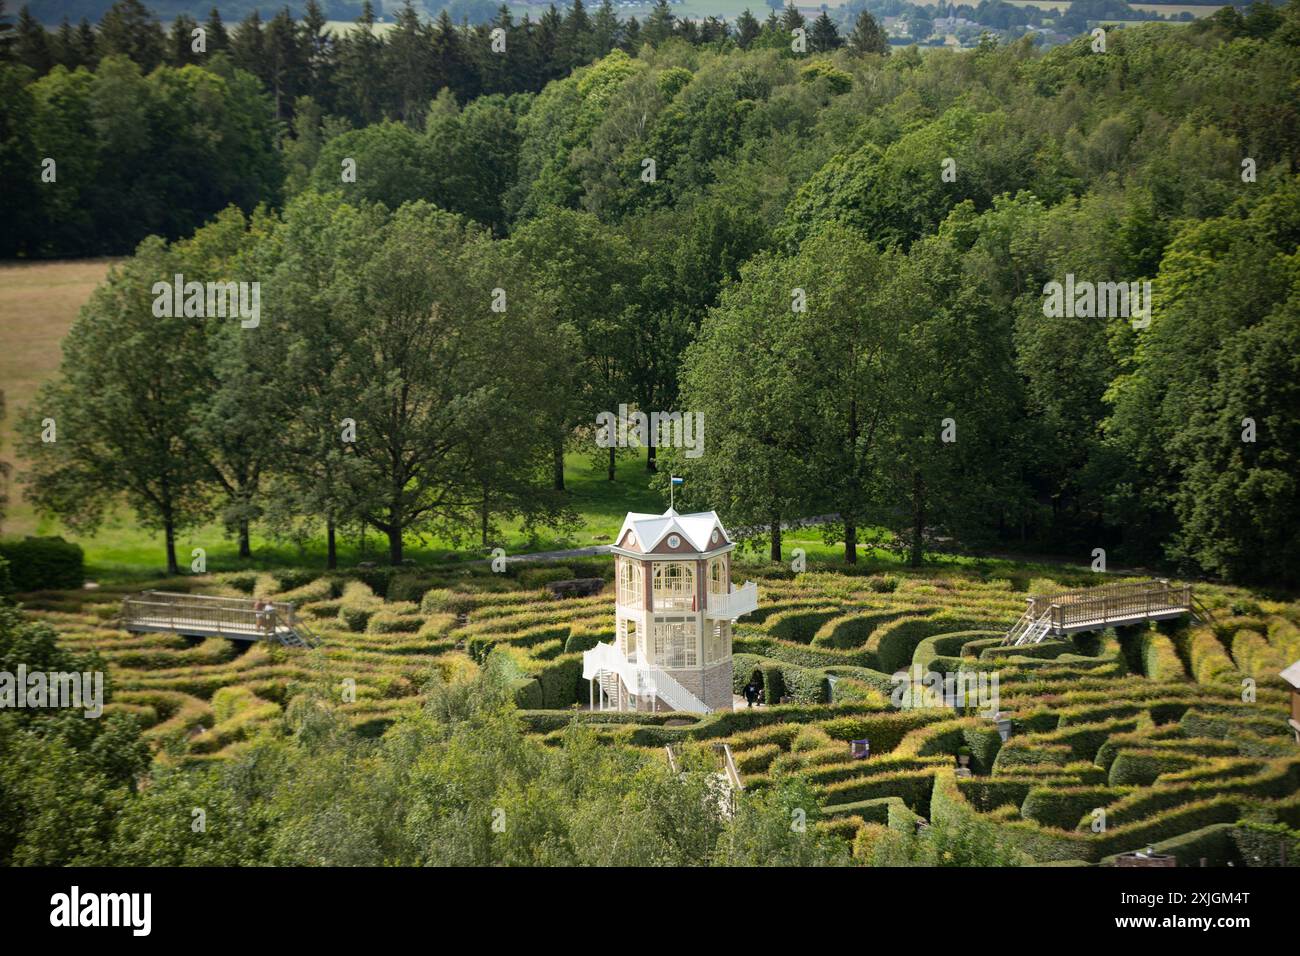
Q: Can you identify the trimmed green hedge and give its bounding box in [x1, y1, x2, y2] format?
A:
[761, 664, 785, 705]
[1021, 786, 1127, 830]
[687, 702, 895, 741]
[821, 796, 918, 833]
[0, 536, 84, 591]
[1107, 749, 1200, 786]
[1135, 630, 1186, 680]
[811, 610, 902, 649]
[911, 630, 999, 671]
[563, 630, 606, 654]
[1231, 821, 1300, 867]
[992, 739, 1073, 773]
[868, 614, 985, 674]
[819, 710, 946, 752]
[957, 777, 1036, 813]
[733, 633, 878, 670]
[517, 710, 695, 734]
[535, 654, 584, 709]
[819, 769, 937, 814]
[1104, 759, 1300, 826]
[1099, 823, 1240, 867]
[510, 677, 544, 710]
[769, 607, 842, 644]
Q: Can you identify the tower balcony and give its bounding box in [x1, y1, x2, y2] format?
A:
[704, 581, 758, 620]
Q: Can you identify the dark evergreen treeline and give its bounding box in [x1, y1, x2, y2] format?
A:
[4, 0, 865, 119]
[0, 0, 885, 255]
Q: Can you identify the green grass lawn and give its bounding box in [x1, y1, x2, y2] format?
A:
[21, 442, 1044, 584]
[26, 449, 667, 582]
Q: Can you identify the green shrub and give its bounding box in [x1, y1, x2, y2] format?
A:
[337, 581, 382, 631]
[819, 710, 943, 752]
[912, 631, 998, 671]
[0, 537, 84, 591]
[1107, 749, 1199, 786]
[957, 777, 1035, 813]
[1101, 823, 1240, 866]
[1020, 786, 1127, 830]
[1231, 821, 1300, 867]
[734, 743, 781, 774]
[769, 607, 841, 644]
[1138, 632, 1190, 686]
[992, 740, 1073, 773]
[761, 664, 785, 704]
[517, 565, 574, 588]
[776, 662, 829, 704]
[270, 568, 320, 592]
[535, 655, 583, 709]
[510, 678, 544, 710]
[819, 769, 936, 814]
[366, 610, 424, 634]
[467, 635, 499, 663]
[870, 614, 984, 674]
[1189, 629, 1237, 684]
[563, 630, 604, 655]
[420, 588, 477, 616]
[387, 572, 435, 603]
[812, 612, 899, 649]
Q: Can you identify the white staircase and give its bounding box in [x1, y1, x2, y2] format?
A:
[1003, 606, 1054, 647]
[583, 642, 712, 714]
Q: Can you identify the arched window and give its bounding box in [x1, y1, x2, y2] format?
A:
[708, 556, 727, 595]
[620, 618, 639, 661]
[652, 561, 695, 611]
[618, 558, 643, 609]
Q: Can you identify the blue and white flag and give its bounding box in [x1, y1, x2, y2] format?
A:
[670, 476, 684, 487]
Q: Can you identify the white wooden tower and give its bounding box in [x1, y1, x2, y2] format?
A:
[583, 508, 758, 713]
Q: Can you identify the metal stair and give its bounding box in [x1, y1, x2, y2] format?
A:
[274, 625, 320, 649]
[1190, 596, 1219, 628]
[1003, 606, 1054, 647]
[583, 642, 711, 714]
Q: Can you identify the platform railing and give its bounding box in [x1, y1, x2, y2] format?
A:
[120, 591, 296, 639]
[1043, 581, 1191, 631]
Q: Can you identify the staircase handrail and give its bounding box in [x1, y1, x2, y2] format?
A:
[583, 642, 712, 713]
[718, 742, 744, 792]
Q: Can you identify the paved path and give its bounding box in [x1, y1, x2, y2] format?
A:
[501, 545, 611, 563]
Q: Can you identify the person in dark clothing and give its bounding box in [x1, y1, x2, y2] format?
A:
[743, 681, 760, 708]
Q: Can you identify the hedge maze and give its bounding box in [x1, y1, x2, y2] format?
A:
[21, 560, 1300, 864]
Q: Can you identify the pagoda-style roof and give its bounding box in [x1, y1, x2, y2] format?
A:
[614, 508, 732, 555]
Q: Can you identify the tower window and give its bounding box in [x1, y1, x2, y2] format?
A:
[652, 561, 695, 611]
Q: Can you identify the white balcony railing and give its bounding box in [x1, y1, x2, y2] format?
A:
[705, 581, 758, 620]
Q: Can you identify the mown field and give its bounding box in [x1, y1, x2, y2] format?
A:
[20, 555, 1300, 864]
[0, 259, 116, 537]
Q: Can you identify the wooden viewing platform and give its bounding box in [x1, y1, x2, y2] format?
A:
[1004, 579, 1196, 647]
[119, 591, 321, 648]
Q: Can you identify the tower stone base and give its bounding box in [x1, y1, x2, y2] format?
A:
[662, 660, 734, 712]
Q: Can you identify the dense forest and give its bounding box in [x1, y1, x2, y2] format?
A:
[5, 0, 1300, 587]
